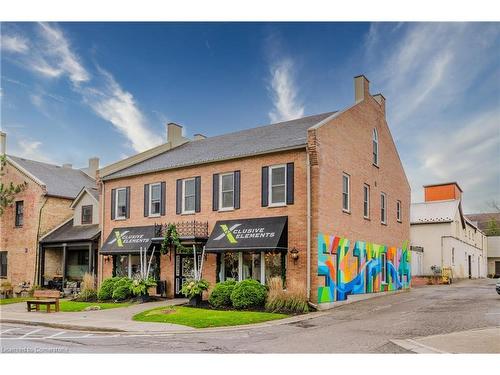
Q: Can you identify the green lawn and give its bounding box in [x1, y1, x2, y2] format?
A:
[35, 300, 133, 312]
[0, 297, 30, 305]
[133, 305, 288, 328]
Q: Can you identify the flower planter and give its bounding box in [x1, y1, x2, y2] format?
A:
[188, 294, 202, 307]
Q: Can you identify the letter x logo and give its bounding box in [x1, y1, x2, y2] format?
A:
[108, 230, 129, 247]
[214, 224, 241, 244]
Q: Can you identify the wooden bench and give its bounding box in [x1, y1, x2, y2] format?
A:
[26, 290, 61, 313]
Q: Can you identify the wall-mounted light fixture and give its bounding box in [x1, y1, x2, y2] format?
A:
[290, 247, 299, 262]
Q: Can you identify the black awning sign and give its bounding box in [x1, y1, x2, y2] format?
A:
[205, 216, 287, 252]
[100, 226, 155, 254]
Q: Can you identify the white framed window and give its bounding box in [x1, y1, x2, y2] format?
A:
[149, 183, 161, 216]
[381, 253, 387, 283]
[342, 173, 350, 212]
[269, 164, 286, 206]
[396, 200, 402, 222]
[373, 128, 379, 166]
[381, 192, 387, 224]
[115, 188, 127, 219]
[363, 184, 370, 218]
[182, 178, 196, 214]
[219, 172, 234, 210]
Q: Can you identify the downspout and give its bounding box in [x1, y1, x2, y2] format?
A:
[99, 180, 105, 285]
[306, 153, 311, 301]
[34, 195, 48, 286]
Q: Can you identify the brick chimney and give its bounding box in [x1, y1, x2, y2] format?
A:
[0, 131, 6, 155]
[373, 93, 386, 116]
[166, 123, 184, 147]
[354, 75, 370, 102]
[87, 157, 99, 179]
[424, 182, 463, 202]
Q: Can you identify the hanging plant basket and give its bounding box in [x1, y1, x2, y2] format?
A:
[161, 224, 188, 254]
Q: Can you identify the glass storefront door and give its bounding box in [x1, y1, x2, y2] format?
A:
[174, 248, 202, 298]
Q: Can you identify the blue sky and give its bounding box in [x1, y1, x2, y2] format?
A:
[1, 22, 499, 212]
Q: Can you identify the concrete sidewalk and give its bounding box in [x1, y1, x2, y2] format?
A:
[0, 298, 193, 333]
[391, 327, 500, 353]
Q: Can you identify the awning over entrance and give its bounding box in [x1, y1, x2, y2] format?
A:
[100, 226, 155, 254]
[205, 216, 288, 253]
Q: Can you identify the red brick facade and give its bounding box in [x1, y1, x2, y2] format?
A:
[0, 162, 73, 286]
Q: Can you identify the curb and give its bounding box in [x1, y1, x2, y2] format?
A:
[389, 339, 448, 354]
[1, 288, 412, 335]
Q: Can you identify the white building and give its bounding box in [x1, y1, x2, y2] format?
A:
[466, 213, 500, 277]
[410, 182, 487, 279]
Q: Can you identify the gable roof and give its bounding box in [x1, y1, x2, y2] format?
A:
[103, 111, 336, 180]
[466, 212, 500, 232]
[70, 186, 100, 208]
[411, 200, 460, 224]
[7, 155, 96, 199]
[39, 219, 100, 244]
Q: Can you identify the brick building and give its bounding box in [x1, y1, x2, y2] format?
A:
[0, 132, 97, 288]
[98, 75, 411, 306]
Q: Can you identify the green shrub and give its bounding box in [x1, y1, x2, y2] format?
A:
[265, 276, 309, 314]
[209, 280, 237, 308]
[230, 279, 267, 309]
[75, 289, 98, 302]
[98, 277, 120, 301]
[112, 278, 132, 301]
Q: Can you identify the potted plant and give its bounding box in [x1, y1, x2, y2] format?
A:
[181, 279, 209, 306]
[130, 277, 157, 303]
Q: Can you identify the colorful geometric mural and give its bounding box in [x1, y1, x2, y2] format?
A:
[318, 233, 411, 303]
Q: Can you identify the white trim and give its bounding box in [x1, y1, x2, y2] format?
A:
[115, 187, 127, 220]
[342, 173, 350, 212]
[219, 172, 234, 210]
[396, 200, 402, 222]
[182, 178, 196, 214]
[363, 184, 370, 219]
[148, 182, 162, 217]
[268, 164, 287, 206]
[6, 156, 46, 187]
[372, 128, 379, 167]
[70, 187, 98, 209]
[381, 192, 387, 224]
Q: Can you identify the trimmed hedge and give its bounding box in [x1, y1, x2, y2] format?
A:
[208, 280, 237, 308]
[230, 279, 267, 309]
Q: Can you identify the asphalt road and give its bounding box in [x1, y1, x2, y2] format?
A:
[1, 278, 499, 353]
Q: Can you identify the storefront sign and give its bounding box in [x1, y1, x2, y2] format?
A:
[100, 226, 155, 254]
[205, 216, 287, 252]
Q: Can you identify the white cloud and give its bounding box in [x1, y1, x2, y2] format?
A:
[365, 23, 500, 212]
[13, 139, 54, 164]
[3, 23, 162, 154]
[37, 23, 89, 85]
[268, 58, 304, 123]
[1, 34, 29, 53]
[82, 68, 161, 152]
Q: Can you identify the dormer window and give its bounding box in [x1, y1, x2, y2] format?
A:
[81, 205, 93, 224]
[373, 128, 379, 166]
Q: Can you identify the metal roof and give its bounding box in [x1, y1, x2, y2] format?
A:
[410, 200, 460, 224]
[8, 155, 96, 199]
[104, 111, 336, 180]
[40, 219, 100, 244]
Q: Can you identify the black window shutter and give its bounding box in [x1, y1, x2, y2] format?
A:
[160, 182, 166, 216]
[111, 188, 116, 220]
[195, 176, 201, 213]
[176, 179, 182, 214]
[286, 162, 294, 205]
[125, 187, 131, 218]
[234, 170, 241, 209]
[212, 174, 219, 211]
[262, 166, 269, 207]
[144, 184, 150, 217]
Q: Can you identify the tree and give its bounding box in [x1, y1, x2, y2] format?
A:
[0, 155, 27, 216]
[486, 217, 500, 236]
